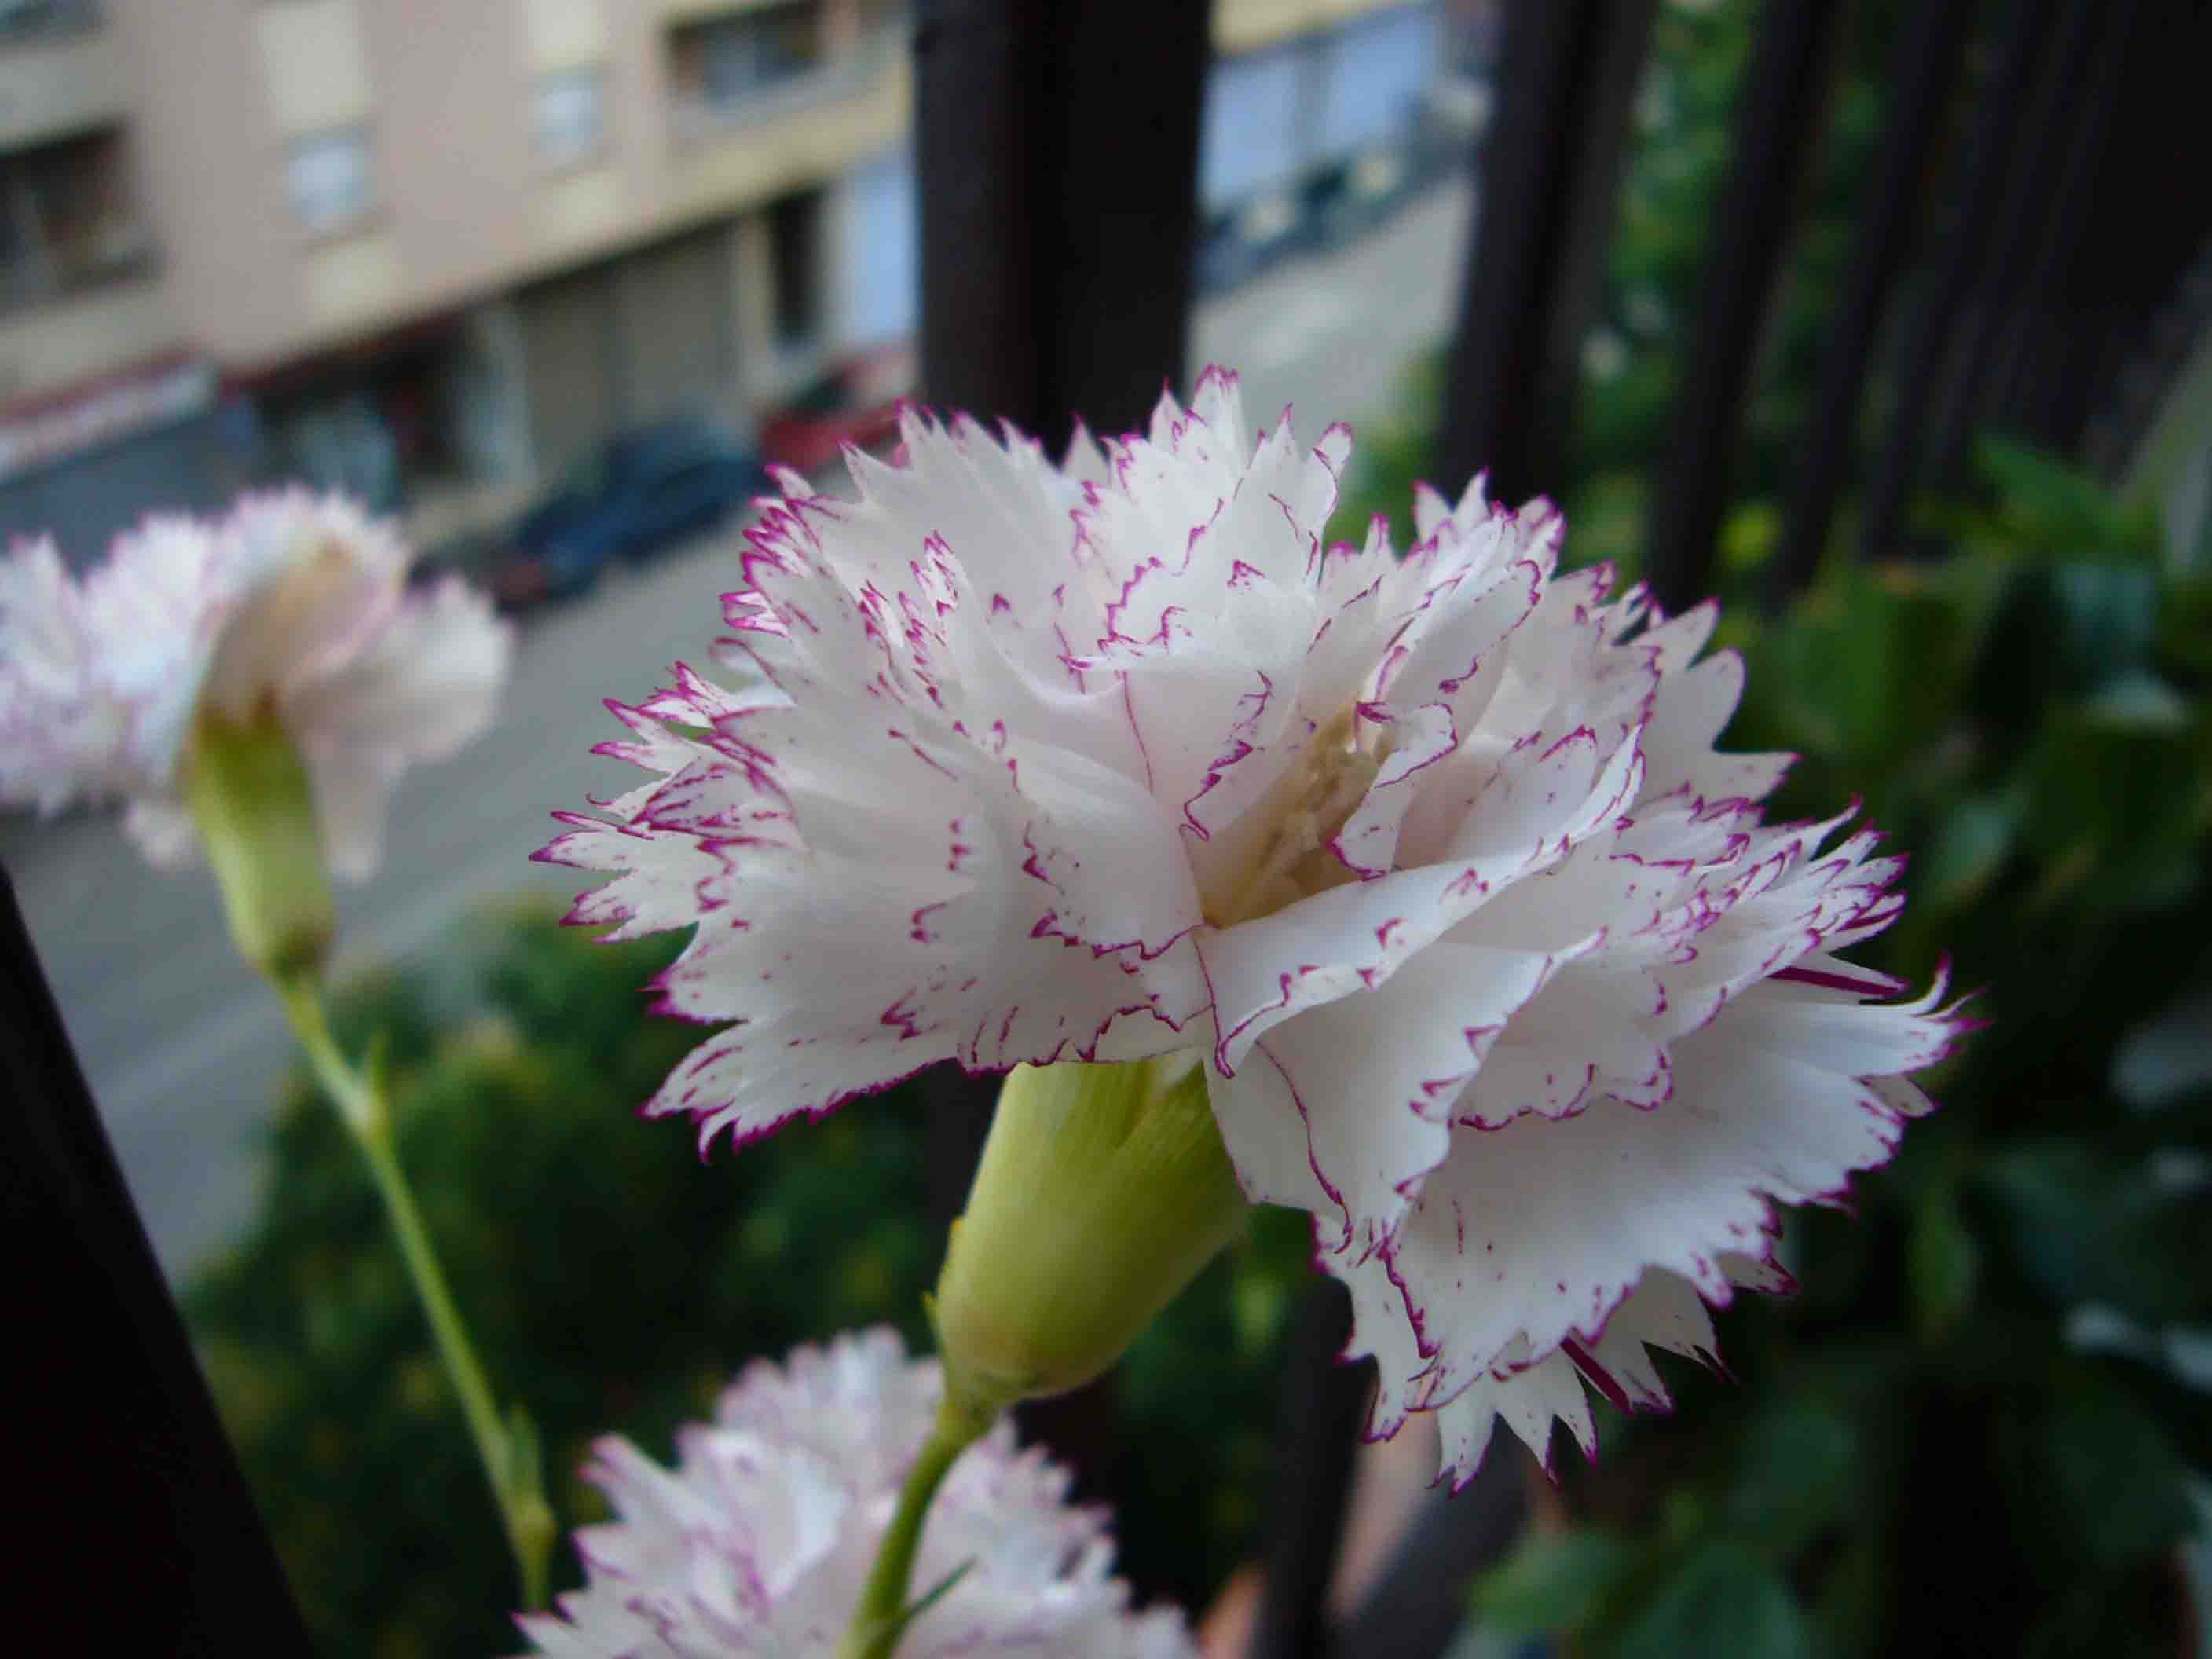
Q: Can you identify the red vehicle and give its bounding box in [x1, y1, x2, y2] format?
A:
[756, 342, 915, 474]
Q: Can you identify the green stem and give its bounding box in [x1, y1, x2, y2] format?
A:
[276, 978, 555, 1610]
[837, 1390, 996, 1659]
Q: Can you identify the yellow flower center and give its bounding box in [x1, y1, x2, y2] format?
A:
[1200, 705, 1381, 928]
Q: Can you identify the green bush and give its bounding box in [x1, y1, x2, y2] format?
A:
[187, 900, 1303, 1657]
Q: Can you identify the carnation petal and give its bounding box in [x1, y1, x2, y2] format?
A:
[1361, 989, 1946, 1430]
[1207, 940, 1551, 1251]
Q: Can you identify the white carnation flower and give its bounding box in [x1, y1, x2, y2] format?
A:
[515, 1329, 1193, 1657]
[0, 489, 511, 878]
[543, 368, 1972, 1482]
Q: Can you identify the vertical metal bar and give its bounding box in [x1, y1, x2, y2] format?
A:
[911, 0, 1206, 1218]
[1031, 3, 1210, 443]
[1247, 1279, 1372, 1659]
[1768, 0, 1977, 602]
[1979, 0, 2142, 452]
[1642, 0, 1850, 611]
[1921, 0, 2103, 485]
[910, 0, 1206, 1582]
[1433, 0, 1658, 509]
[913, 0, 1207, 445]
[1855, 0, 2059, 561]
[1336, 1448, 1525, 1659]
[2049, 3, 2212, 474]
[914, 0, 1046, 431]
[0, 870, 313, 1654]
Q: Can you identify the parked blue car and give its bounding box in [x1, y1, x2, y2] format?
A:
[507, 423, 769, 604]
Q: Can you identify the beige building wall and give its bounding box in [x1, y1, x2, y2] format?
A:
[1215, 0, 1423, 53]
[102, 0, 905, 375]
[2, 0, 1416, 411]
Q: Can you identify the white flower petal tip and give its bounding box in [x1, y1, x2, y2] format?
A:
[548, 367, 1969, 1482]
[512, 1328, 1196, 1657]
[0, 490, 511, 880]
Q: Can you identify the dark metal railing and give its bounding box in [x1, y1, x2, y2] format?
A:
[0, 872, 313, 1654]
[5, 0, 2203, 1651]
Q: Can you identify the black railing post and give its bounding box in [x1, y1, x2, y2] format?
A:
[1247, 1279, 1372, 1659]
[1920, 0, 2105, 485]
[907, 0, 1208, 1187]
[1977, 0, 2143, 454]
[1769, 0, 1976, 602]
[0, 870, 313, 1654]
[1641, 0, 1848, 611]
[914, 0, 1208, 445]
[1434, 0, 1658, 510]
[1337, 1442, 1525, 1659]
[910, 0, 1207, 1566]
[1855, 0, 2060, 561]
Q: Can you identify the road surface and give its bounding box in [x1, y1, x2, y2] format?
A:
[3, 179, 1474, 1278]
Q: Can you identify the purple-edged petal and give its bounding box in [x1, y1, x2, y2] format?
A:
[1355, 977, 1950, 1434]
[1205, 940, 1553, 1252]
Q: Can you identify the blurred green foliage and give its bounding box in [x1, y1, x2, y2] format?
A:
[186, 902, 1306, 1657]
[1326, 3, 2210, 1644]
[1331, 0, 1900, 574]
[1456, 445, 2211, 1657]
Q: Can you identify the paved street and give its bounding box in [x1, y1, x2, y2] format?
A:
[4, 178, 1474, 1279]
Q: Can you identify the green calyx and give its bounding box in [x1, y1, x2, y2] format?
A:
[932, 1055, 1247, 1413]
[182, 704, 335, 983]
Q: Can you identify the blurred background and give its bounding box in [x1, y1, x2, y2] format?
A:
[2, 0, 2209, 1654]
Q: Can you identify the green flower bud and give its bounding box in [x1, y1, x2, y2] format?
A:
[183, 705, 335, 983]
[932, 1056, 1247, 1416]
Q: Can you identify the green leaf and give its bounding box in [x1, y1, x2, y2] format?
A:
[504, 1403, 544, 1502]
[1974, 437, 2161, 566]
[2031, 1364, 2197, 1569]
[1719, 499, 1782, 577]
[1908, 1181, 1982, 1342]
[1983, 1143, 2212, 1325]
[1719, 1402, 1859, 1558]
[2018, 706, 2206, 908]
[1613, 1541, 1811, 1659]
[1917, 793, 2020, 915]
[2048, 563, 2161, 688]
[1467, 1529, 1637, 1635]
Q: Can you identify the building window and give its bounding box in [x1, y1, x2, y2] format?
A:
[0, 128, 152, 308]
[668, 2, 825, 129]
[769, 187, 821, 348]
[0, 0, 102, 45]
[533, 65, 606, 169]
[285, 125, 374, 236]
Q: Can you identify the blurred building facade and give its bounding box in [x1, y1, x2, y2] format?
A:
[0, 0, 1452, 560]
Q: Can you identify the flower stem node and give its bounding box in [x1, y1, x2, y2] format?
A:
[933, 1057, 1247, 1412]
[182, 705, 335, 982]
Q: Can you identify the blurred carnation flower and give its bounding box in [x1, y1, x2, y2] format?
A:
[515, 1328, 1192, 1657]
[544, 368, 1972, 1484]
[0, 489, 510, 878]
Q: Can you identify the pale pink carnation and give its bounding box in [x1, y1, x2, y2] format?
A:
[542, 368, 1973, 1482]
[516, 1329, 1194, 1657]
[0, 489, 510, 877]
